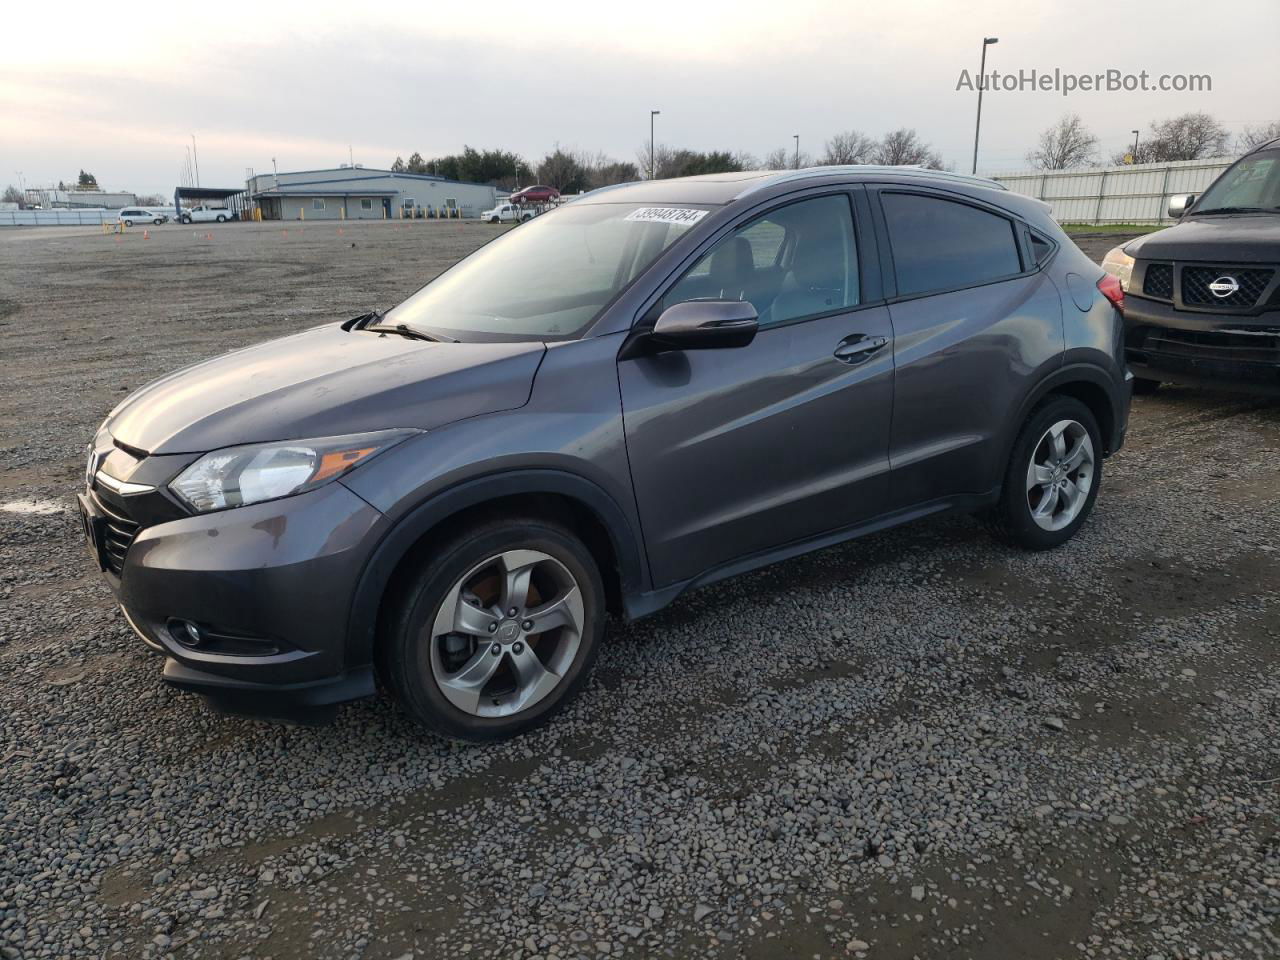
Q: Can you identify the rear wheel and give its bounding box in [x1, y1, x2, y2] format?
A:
[123, 219, 133, 227]
[380, 518, 605, 741]
[215, 215, 226, 223]
[1132, 377, 1161, 395]
[987, 395, 1102, 550]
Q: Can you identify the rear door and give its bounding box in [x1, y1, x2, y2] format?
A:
[872, 187, 1065, 508]
[618, 189, 896, 587]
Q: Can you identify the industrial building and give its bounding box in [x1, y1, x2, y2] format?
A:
[246, 166, 499, 220]
[25, 188, 137, 209]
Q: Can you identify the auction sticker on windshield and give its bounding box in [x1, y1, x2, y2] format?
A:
[624, 207, 709, 226]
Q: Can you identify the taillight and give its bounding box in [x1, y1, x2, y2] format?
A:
[1097, 273, 1124, 312]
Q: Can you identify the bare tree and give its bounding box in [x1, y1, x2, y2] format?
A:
[2, 186, 23, 207]
[873, 129, 943, 168]
[1113, 112, 1231, 164]
[822, 130, 877, 165]
[1236, 122, 1280, 153]
[760, 146, 815, 169]
[1026, 114, 1099, 169]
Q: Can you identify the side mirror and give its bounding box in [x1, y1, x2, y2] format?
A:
[1167, 193, 1196, 219]
[648, 300, 759, 351]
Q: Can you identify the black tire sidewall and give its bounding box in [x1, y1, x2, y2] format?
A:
[998, 396, 1103, 550]
[386, 521, 605, 741]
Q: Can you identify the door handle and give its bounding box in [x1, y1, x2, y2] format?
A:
[833, 335, 889, 364]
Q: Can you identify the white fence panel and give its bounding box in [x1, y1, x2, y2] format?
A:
[0, 209, 122, 227]
[987, 157, 1235, 225]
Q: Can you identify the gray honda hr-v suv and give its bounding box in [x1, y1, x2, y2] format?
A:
[79, 166, 1130, 740]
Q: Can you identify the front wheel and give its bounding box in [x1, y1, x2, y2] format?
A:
[181, 216, 191, 224]
[987, 395, 1103, 550]
[153, 218, 163, 225]
[123, 220, 133, 227]
[215, 215, 226, 223]
[380, 517, 605, 741]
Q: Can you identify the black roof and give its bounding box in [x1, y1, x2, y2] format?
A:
[174, 186, 246, 201]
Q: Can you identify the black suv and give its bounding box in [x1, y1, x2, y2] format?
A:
[81, 167, 1129, 740]
[1106, 138, 1280, 395]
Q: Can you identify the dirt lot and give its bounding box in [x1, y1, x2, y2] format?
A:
[1, 220, 1278, 960]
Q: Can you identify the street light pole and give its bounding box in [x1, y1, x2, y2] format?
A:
[1131, 129, 1140, 161]
[650, 110, 661, 180]
[794, 134, 800, 169]
[970, 37, 999, 175]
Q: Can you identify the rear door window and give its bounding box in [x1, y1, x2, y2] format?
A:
[881, 192, 1023, 297]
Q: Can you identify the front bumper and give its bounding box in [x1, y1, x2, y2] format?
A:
[83, 481, 387, 709]
[1125, 294, 1280, 395]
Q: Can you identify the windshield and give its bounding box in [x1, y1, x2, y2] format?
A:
[1193, 150, 1280, 214]
[387, 202, 710, 340]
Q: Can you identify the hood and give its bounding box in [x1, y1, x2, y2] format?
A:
[1126, 214, 1280, 263]
[108, 324, 545, 454]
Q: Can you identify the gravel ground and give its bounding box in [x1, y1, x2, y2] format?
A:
[1, 221, 1277, 960]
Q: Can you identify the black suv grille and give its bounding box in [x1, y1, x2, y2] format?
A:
[1142, 263, 1173, 299]
[1182, 267, 1273, 308]
[91, 491, 140, 575]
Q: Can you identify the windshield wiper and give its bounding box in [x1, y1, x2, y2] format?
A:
[365, 323, 456, 343]
[1190, 206, 1272, 215]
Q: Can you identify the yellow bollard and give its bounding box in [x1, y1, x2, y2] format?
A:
[300, 207, 305, 221]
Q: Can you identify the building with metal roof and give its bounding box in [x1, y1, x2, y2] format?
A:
[247, 166, 499, 220]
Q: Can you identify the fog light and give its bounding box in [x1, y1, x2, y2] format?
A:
[168, 619, 203, 648]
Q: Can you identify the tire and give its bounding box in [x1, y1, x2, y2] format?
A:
[153, 219, 163, 225]
[216, 215, 226, 223]
[181, 216, 191, 224]
[987, 395, 1103, 550]
[489, 217, 499, 224]
[1131, 377, 1161, 396]
[123, 220, 133, 227]
[380, 516, 606, 741]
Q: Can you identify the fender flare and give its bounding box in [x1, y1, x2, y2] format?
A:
[1003, 362, 1125, 465]
[344, 469, 646, 668]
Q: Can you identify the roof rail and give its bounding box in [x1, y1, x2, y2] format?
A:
[734, 165, 1007, 198]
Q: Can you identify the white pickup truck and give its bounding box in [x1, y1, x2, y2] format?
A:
[179, 205, 233, 224]
[480, 202, 534, 224]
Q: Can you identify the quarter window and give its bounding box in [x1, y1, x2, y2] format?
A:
[881, 193, 1022, 297]
[664, 194, 859, 328]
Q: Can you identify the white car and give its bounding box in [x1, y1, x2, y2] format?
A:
[118, 207, 167, 226]
[481, 202, 534, 224]
[179, 205, 232, 224]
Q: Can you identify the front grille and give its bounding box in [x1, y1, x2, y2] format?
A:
[91, 491, 140, 575]
[1182, 267, 1273, 308]
[1142, 263, 1173, 299]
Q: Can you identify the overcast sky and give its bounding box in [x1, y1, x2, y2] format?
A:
[4, 0, 1277, 195]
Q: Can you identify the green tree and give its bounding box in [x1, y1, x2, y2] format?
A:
[77, 169, 99, 189]
[405, 152, 428, 174]
[536, 147, 590, 193]
[390, 156, 406, 173]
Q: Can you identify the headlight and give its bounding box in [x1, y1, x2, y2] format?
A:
[1101, 245, 1135, 292]
[170, 429, 417, 513]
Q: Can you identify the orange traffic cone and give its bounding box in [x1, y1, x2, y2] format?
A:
[143, 229, 150, 240]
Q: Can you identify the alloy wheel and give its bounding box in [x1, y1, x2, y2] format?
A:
[1025, 419, 1095, 532]
[425, 549, 584, 718]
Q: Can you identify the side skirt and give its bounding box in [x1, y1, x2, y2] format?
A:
[622, 489, 1000, 621]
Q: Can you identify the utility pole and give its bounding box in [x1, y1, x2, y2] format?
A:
[650, 110, 661, 180]
[794, 134, 800, 169]
[1131, 129, 1140, 162]
[971, 36, 999, 175]
[191, 134, 201, 187]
